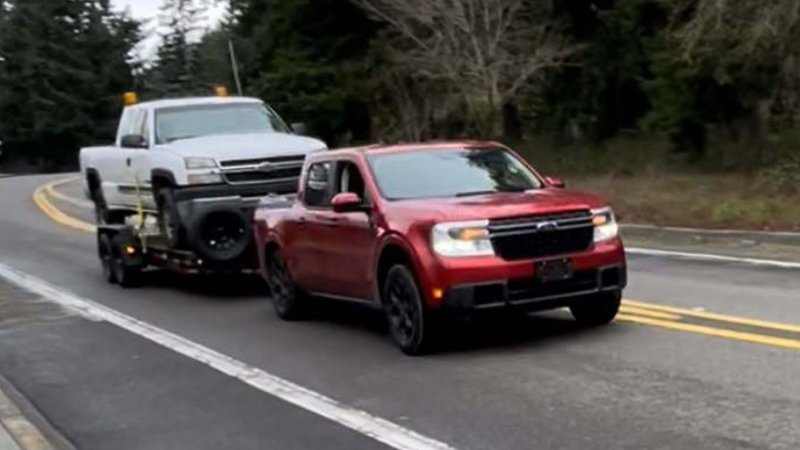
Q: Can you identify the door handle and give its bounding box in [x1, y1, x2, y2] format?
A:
[126, 157, 132, 167]
[320, 216, 340, 228]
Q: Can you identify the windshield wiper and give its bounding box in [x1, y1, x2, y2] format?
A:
[166, 135, 199, 143]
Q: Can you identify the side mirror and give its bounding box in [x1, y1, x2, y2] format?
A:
[331, 192, 365, 213]
[291, 122, 308, 136]
[545, 176, 566, 189]
[120, 134, 147, 149]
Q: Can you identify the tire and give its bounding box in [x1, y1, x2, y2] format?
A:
[570, 291, 622, 326]
[156, 188, 184, 248]
[98, 234, 117, 284]
[91, 187, 110, 225]
[265, 250, 307, 320]
[381, 265, 436, 355]
[185, 207, 251, 263]
[110, 235, 142, 288]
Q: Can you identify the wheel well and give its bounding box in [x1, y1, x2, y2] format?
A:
[377, 244, 413, 294]
[151, 174, 173, 194]
[86, 170, 101, 196]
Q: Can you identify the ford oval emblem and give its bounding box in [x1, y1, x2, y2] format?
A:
[536, 221, 558, 231]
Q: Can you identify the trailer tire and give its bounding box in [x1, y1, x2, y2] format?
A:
[110, 235, 142, 288]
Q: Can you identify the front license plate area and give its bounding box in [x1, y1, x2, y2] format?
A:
[535, 259, 574, 283]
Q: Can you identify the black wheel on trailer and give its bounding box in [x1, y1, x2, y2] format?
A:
[98, 234, 117, 284]
[111, 237, 143, 288]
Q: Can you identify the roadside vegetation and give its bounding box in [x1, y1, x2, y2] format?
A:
[1, 0, 799, 229]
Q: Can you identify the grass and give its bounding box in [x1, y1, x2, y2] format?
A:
[515, 135, 800, 231]
[569, 173, 800, 231]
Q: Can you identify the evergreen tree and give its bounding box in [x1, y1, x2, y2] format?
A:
[148, 0, 209, 96]
[0, 0, 141, 168]
[228, 0, 377, 145]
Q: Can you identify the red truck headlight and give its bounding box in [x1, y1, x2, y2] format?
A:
[592, 207, 619, 242]
[431, 220, 495, 257]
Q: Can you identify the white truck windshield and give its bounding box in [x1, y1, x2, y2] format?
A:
[155, 103, 291, 144]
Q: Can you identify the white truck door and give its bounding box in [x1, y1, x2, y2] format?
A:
[112, 108, 149, 210]
[128, 109, 156, 211]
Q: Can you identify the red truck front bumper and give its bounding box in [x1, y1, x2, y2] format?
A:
[416, 237, 626, 311]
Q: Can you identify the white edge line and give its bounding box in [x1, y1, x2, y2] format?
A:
[622, 223, 800, 238]
[627, 247, 800, 269]
[0, 261, 457, 450]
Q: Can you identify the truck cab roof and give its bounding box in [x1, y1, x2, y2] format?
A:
[127, 96, 263, 112]
[308, 141, 506, 162]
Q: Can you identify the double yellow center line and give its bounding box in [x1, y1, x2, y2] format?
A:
[619, 300, 800, 351]
[33, 178, 800, 352]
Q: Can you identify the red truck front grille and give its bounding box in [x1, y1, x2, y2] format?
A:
[488, 210, 594, 260]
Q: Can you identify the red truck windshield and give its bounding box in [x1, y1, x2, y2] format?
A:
[367, 148, 542, 200]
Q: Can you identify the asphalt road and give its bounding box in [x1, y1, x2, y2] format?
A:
[2, 174, 800, 450]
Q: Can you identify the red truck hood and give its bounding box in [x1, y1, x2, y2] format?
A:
[389, 189, 609, 222]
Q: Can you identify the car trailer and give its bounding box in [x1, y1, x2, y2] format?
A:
[97, 223, 257, 288]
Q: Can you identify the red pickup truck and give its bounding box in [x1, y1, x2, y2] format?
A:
[254, 141, 626, 354]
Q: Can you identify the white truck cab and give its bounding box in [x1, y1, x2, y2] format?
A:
[80, 94, 326, 262]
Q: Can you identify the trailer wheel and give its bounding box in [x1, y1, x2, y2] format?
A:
[111, 237, 142, 288]
[98, 234, 117, 284]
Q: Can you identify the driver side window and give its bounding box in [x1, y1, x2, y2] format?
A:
[334, 161, 368, 203]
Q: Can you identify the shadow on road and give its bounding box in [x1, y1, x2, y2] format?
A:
[297, 300, 617, 355]
[125, 271, 621, 353]
[137, 271, 269, 300]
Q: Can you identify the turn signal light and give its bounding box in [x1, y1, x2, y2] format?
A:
[125, 246, 137, 255]
[432, 288, 444, 300]
[592, 215, 609, 226]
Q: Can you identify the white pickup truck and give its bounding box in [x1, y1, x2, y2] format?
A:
[80, 95, 326, 263]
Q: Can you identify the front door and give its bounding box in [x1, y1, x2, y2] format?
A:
[291, 161, 335, 290]
[315, 160, 378, 301]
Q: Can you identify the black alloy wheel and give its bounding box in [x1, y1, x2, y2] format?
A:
[382, 265, 434, 355]
[266, 250, 306, 320]
[199, 212, 246, 257]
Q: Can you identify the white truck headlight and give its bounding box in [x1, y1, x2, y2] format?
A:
[431, 220, 495, 257]
[592, 207, 619, 242]
[185, 157, 218, 170]
[185, 157, 223, 184]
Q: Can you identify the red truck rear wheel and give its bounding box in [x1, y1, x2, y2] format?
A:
[266, 250, 308, 320]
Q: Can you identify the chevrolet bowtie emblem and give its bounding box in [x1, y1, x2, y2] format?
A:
[256, 162, 277, 172]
